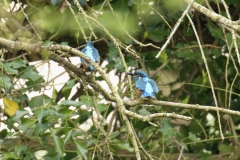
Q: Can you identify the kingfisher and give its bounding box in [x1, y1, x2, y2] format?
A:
[127, 70, 159, 100]
[80, 41, 100, 71]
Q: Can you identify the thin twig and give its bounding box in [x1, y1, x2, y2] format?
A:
[187, 13, 224, 139]
[64, 0, 87, 41]
[178, 146, 184, 160]
[17, 0, 41, 40]
[124, 110, 192, 121]
[155, 0, 195, 58]
[73, 0, 97, 40]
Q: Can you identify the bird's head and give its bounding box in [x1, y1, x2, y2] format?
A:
[86, 41, 94, 47]
[127, 70, 148, 79]
[135, 70, 148, 78]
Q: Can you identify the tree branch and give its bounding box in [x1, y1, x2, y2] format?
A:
[183, 0, 240, 33]
[126, 100, 240, 117]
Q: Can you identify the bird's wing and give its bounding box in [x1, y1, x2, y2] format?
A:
[81, 47, 87, 54]
[148, 79, 159, 93]
[92, 48, 99, 62]
[136, 79, 147, 91]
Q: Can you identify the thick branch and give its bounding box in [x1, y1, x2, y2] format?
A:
[183, 0, 240, 33]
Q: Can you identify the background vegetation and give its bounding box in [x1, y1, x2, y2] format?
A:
[0, 0, 240, 159]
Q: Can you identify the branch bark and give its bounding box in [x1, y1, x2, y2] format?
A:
[183, 0, 240, 33]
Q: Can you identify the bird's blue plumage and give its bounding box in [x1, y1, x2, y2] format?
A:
[130, 70, 159, 99]
[135, 70, 148, 78]
[80, 41, 99, 70]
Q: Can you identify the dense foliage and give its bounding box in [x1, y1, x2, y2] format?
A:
[0, 0, 240, 159]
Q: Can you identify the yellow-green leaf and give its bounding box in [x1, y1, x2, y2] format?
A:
[202, 69, 207, 85]
[3, 98, 19, 117]
[160, 52, 168, 62]
[143, 31, 148, 38]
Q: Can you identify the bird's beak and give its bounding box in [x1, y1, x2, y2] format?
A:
[127, 72, 135, 76]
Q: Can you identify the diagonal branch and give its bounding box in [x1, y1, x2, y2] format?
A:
[186, 13, 223, 139]
[183, 0, 240, 33]
[155, 0, 195, 58]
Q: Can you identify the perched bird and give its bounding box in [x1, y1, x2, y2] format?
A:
[80, 41, 100, 71]
[127, 70, 159, 100]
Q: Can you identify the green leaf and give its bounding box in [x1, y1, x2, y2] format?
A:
[11, 58, 27, 68]
[205, 23, 223, 39]
[160, 52, 168, 62]
[188, 132, 197, 141]
[201, 69, 207, 85]
[107, 43, 118, 57]
[86, 139, 96, 148]
[41, 49, 51, 60]
[128, 0, 136, 6]
[59, 100, 84, 107]
[218, 144, 234, 154]
[13, 109, 29, 121]
[74, 141, 88, 160]
[35, 108, 48, 124]
[144, 31, 148, 38]
[97, 103, 108, 113]
[158, 119, 178, 137]
[80, 95, 94, 108]
[64, 130, 73, 145]
[37, 121, 50, 132]
[62, 79, 75, 99]
[25, 78, 44, 91]
[137, 108, 150, 116]
[0, 75, 12, 89]
[117, 142, 134, 152]
[3, 63, 18, 74]
[6, 118, 14, 130]
[109, 131, 120, 139]
[164, 0, 186, 11]
[60, 42, 69, 46]
[180, 96, 189, 104]
[113, 57, 124, 71]
[18, 118, 37, 132]
[189, 121, 203, 134]
[52, 133, 64, 156]
[44, 6, 52, 13]
[29, 95, 51, 108]
[2, 152, 18, 160]
[14, 144, 27, 157]
[43, 40, 54, 46]
[112, 139, 134, 152]
[52, 87, 58, 101]
[143, 126, 156, 138]
[46, 108, 59, 122]
[20, 70, 42, 81]
[146, 28, 169, 42]
[78, 110, 91, 124]
[0, 129, 7, 139]
[58, 108, 74, 116]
